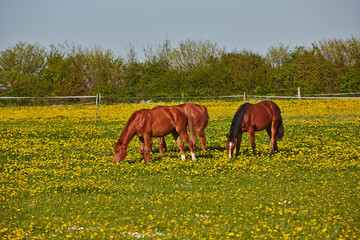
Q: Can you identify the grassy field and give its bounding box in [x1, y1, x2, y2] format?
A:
[1, 99, 359, 239]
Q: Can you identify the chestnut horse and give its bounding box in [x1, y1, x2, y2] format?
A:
[113, 106, 197, 163]
[226, 101, 284, 158]
[156, 103, 209, 154]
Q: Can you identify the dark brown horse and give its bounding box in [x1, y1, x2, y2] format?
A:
[226, 101, 284, 158]
[114, 106, 197, 163]
[156, 103, 209, 154]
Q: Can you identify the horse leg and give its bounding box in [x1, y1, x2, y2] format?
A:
[143, 135, 152, 163]
[269, 124, 278, 155]
[197, 130, 206, 151]
[158, 137, 167, 154]
[172, 131, 186, 160]
[249, 129, 257, 156]
[178, 130, 196, 161]
[266, 128, 273, 155]
[163, 137, 168, 153]
[158, 137, 163, 154]
[139, 137, 146, 160]
[235, 132, 243, 156]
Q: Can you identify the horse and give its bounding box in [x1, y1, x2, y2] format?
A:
[226, 101, 284, 158]
[113, 106, 197, 163]
[155, 103, 209, 154]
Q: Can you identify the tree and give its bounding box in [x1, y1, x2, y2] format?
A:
[141, 39, 174, 98]
[313, 36, 360, 92]
[43, 43, 125, 97]
[42, 43, 68, 96]
[340, 36, 360, 92]
[169, 39, 225, 72]
[1, 36, 360, 101]
[288, 46, 326, 94]
[0, 42, 46, 96]
[43, 43, 87, 96]
[265, 43, 293, 94]
[266, 43, 290, 69]
[341, 36, 360, 92]
[221, 50, 270, 94]
[144, 38, 172, 68]
[83, 47, 124, 95]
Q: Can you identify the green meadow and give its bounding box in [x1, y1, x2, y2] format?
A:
[1, 99, 359, 239]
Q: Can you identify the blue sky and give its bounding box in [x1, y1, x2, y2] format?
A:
[1, 0, 359, 60]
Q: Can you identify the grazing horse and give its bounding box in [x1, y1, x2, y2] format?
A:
[156, 103, 209, 154]
[114, 106, 197, 163]
[226, 101, 284, 158]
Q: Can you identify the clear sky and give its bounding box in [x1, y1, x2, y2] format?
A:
[1, 0, 359, 60]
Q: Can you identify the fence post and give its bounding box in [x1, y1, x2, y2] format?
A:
[243, 92, 246, 103]
[95, 94, 99, 122]
[297, 87, 301, 99]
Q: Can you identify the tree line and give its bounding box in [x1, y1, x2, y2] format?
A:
[0, 36, 359, 101]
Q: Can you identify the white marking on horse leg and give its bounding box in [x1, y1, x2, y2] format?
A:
[228, 142, 233, 158]
[191, 152, 196, 161]
[181, 155, 186, 160]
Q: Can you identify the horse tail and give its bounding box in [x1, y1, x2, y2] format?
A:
[229, 103, 249, 140]
[276, 116, 284, 140]
[187, 114, 197, 146]
[201, 105, 210, 129]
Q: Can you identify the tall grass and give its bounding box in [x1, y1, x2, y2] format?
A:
[1, 100, 359, 239]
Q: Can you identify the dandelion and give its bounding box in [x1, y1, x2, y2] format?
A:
[1, 99, 359, 239]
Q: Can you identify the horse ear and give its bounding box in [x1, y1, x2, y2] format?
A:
[226, 133, 229, 139]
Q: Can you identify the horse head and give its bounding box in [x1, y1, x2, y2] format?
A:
[113, 141, 127, 163]
[226, 133, 236, 159]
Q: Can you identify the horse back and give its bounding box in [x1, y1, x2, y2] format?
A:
[243, 101, 281, 131]
[183, 103, 209, 129]
[259, 101, 281, 120]
[148, 106, 189, 137]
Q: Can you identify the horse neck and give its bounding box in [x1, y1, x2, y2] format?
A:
[118, 117, 137, 148]
[229, 104, 249, 139]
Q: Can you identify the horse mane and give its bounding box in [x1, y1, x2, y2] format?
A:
[117, 110, 140, 145]
[229, 103, 250, 141]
